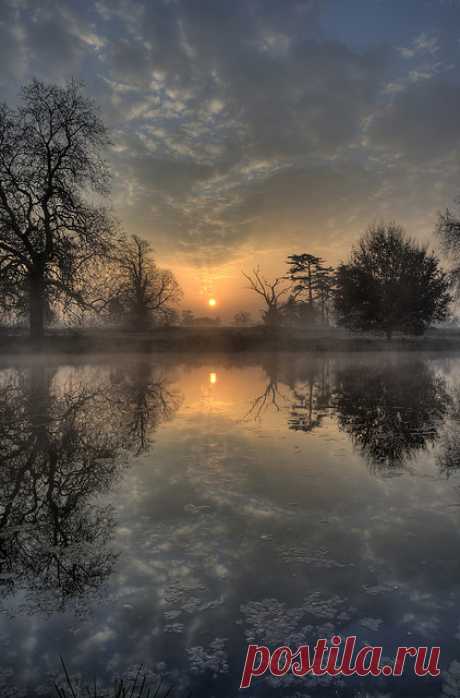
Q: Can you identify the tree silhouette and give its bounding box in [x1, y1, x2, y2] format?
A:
[314, 265, 336, 324]
[281, 295, 318, 327]
[285, 253, 335, 324]
[243, 268, 289, 328]
[335, 222, 451, 339]
[107, 235, 182, 330]
[286, 253, 321, 303]
[0, 80, 115, 338]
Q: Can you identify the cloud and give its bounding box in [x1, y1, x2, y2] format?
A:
[369, 80, 460, 162]
[399, 32, 440, 59]
[1, 0, 460, 274]
[86, 0, 389, 261]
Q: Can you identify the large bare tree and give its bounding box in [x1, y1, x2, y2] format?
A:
[243, 267, 289, 327]
[109, 235, 183, 329]
[0, 79, 115, 338]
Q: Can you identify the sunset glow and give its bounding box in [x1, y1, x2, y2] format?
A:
[208, 298, 217, 308]
[9, 0, 458, 322]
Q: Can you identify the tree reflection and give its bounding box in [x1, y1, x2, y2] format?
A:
[437, 387, 460, 477]
[245, 356, 332, 433]
[286, 359, 332, 433]
[108, 359, 181, 454]
[244, 376, 285, 420]
[0, 361, 180, 614]
[333, 359, 449, 470]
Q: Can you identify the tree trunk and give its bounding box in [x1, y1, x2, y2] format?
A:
[28, 271, 45, 341]
[264, 306, 281, 332]
[308, 262, 313, 305]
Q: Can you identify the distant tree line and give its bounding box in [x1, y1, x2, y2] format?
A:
[245, 220, 455, 339]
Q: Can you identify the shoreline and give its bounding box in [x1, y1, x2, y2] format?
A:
[1, 326, 460, 354]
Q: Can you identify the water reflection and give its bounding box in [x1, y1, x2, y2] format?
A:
[332, 358, 450, 470]
[285, 358, 332, 433]
[1, 354, 460, 697]
[0, 362, 180, 615]
[438, 385, 460, 476]
[245, 356, 332, 433]
[250, 355, 451, 471]
[108, 359, 181, 454]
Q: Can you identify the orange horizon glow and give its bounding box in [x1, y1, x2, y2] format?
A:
[164, 245, 344, 321]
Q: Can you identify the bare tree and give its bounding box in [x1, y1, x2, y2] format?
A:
[0, 79, 115, 338]
[110, 235, 182, 330]
[243, 268, 289, 327]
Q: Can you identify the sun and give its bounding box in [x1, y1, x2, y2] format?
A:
[208, 297, 217, 307]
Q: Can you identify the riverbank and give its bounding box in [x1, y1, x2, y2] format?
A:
[1, 325, 460, 354]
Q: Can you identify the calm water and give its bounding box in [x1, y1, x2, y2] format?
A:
[1, 353, 460, 697]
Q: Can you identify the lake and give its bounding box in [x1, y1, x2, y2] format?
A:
[1, 352, 460, 697]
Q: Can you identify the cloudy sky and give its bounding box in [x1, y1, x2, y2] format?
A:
[2, 0, 460, 317]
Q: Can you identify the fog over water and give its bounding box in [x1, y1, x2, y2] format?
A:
[1, 352, 460, 697]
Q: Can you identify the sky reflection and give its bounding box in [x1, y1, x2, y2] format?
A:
[0, 354, 460, 697]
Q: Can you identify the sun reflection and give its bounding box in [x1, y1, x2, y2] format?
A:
[209, 372, 217, 385]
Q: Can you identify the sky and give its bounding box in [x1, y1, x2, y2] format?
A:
[2, 0, 460, 319]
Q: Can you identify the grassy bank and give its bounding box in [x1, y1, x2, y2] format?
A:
[1, 325, 460, 354]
